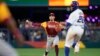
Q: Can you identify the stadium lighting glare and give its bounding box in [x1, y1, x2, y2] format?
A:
[87, 17, 90, 21]
[95, 6, 98, 9]
[89, 6, 92, 9]
[92, 19, 95, 22]
[95, 16, 98, 20]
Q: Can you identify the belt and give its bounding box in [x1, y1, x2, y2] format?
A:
[48, 35, 56, 37]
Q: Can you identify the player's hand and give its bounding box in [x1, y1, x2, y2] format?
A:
[55, 26, 61, 32]
[55, 23, 62, 32]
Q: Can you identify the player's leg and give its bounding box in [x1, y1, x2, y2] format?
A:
[0, 39, 18, 56]
[73, 27, 84, 56]
[65, 27, 76, 56]
[44, 37, 54, 56]
[72, 40, 80, 56]
[74, 42, 80, 56]
[65, 35, 75, 56]
[53, 35, 59, 56]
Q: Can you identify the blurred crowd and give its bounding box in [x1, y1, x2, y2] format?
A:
[18, 19, 66, 41]
[0, 18, 100, 42]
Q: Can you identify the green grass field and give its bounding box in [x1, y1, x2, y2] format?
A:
[17, 48, 100, 56]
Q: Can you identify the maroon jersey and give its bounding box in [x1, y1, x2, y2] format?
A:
[46, 21, 59, 37]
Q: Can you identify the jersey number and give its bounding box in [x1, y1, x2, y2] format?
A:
[77, 16, 84, 23]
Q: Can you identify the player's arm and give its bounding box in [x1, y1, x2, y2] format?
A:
[78, 11, 85, 23]
[0, 2, 24, 45]
[6, 18, 24, 45]
[65, 15, 76, 28]
[60, 22, 67, 29]
[79, 11, 88, 28]
[66, 22, 72, 27]
[41, 21, 48, 33]
[65, 19, 73, 30]
[41, 22, 47, 32]
[55, 22, 62, 32]
[41, 21, 47, 29]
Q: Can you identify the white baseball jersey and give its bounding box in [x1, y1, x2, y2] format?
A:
[66, 9, 84, 27]
[65, 9, 85, 48]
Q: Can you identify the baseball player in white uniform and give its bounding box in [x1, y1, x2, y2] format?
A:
[64, 1, 85, 56]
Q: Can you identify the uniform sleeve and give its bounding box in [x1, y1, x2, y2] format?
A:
[79, 10, 85, 20]
[78, 10, 85, 23]
[66, 14, 76, 24]
[0, 2, 11, 22]
[41, 22, 47, 28]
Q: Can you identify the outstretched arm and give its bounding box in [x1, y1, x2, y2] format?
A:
[0, 2, 24, 46]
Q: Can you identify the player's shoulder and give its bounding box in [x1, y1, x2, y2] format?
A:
[41, 21, 47, 26]
[77, 9, 83, 13]
[76, 9, 84, 15]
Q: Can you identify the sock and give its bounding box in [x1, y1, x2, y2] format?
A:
[45, 51, 48, 56]
[72, 43, 76, 48]
[65, 47, 70, 56]
[55, 45, 59, 56]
